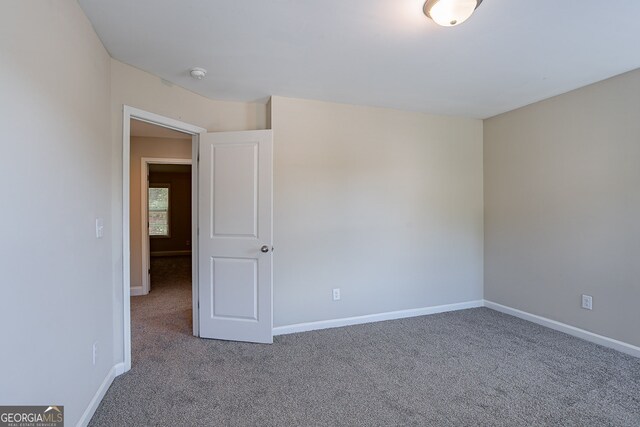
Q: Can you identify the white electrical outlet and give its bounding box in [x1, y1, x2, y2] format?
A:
[92, 342, 98, 365]
[332, 288, 341, 301]
[581, 294, 593, 310]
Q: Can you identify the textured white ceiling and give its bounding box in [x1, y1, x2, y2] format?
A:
[79, 0, 640, 118]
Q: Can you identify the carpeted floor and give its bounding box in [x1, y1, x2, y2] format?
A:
[90, 256, 640, 426]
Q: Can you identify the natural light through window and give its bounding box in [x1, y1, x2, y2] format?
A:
[149, 185, 170, 237]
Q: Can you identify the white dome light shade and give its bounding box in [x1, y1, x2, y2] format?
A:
[423, 0, 483, 27]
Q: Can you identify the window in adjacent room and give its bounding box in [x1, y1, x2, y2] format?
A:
[148, 184, 170, 237]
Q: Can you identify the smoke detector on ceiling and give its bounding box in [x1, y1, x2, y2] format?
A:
[189, 67, 207, 80]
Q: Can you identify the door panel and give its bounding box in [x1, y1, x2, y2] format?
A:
[212, 144, 258, 236]
[211, 257, 258, 320]
[199, 130, 273, 343]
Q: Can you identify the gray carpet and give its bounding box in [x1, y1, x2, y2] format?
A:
[90, 256, 640, 426]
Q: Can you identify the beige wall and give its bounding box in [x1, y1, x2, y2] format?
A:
[484, 69, 640, 347]
[129, 137, 192, 288]
[0, 1, 113, 425]
[110, 59, 269, 361]
[271, 96, 484, 327]
[110, 59, 267, 134]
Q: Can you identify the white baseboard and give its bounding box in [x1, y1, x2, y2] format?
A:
[273, 299, 640, 358]
[114, 362, 126, 376]
[273, 300, 484, 336]
[484, 300, 640, 358]
[150, 250, 192, 257]
[76, 364, 118, 427]
[130, 286, 145, 296]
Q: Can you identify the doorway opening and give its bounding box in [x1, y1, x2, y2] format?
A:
[131, 120, 193, 367]
[122, 106, 206, 373]
[138, 159, 192, 296]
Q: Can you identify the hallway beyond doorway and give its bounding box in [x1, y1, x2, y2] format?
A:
[132, 255, 192, 364]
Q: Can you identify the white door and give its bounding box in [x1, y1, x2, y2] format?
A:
[198, 130, 273, 343]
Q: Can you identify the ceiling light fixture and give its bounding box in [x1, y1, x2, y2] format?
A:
[423, 0, 483, 27]
[189, 67, 207, 80]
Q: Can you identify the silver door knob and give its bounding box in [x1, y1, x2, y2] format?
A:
[260, 245, 270, 253]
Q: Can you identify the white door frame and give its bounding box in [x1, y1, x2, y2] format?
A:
[140, 157, 192, 296]
[122, 105, 206, 373]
